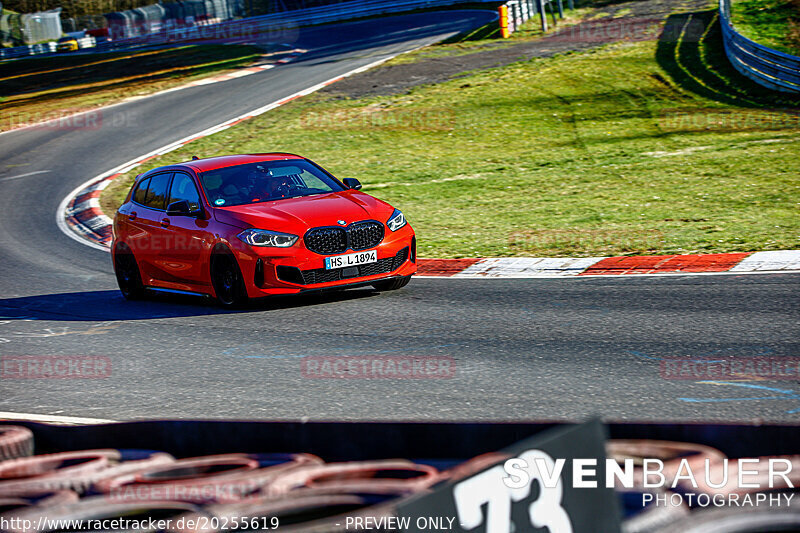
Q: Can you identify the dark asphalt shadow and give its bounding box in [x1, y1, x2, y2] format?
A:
[292, 10, 497, 64]
[0, 287, 380, 321]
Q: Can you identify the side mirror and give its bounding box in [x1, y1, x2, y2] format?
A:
[343, 178, 362, 190]
[167, 200, 202, 217]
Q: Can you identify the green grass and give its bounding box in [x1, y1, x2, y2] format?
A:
[730, 0, 800, 54]
[0, 45, 263, 132]
[102, 10, 800, 259]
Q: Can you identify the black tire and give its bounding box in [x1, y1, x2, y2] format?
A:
[371, 275, 411, 292]
[113, 248, 145, 301]
[211, 252, 248, 308]
[0, 426, 34, 461]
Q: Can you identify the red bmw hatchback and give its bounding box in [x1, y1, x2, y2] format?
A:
[112, 153, 416, 306]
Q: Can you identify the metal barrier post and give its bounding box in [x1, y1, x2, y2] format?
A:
[538, 0, 547, 31]
[499, 4, 510, 38]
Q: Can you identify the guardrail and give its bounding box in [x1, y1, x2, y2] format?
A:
[0, 41, 56, 59]
[0, 36, 98, 59]
[718, 0, 800, 93]
[2, 0, 500, 61]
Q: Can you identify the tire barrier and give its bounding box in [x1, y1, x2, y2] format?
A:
[691, 455, 800, 496]
[607, 439, 726, 489]
[0, 425, 798, 533]
[264, 460, 439, 497]
[436, 452, 510, 483]
[93, 453, 323, 504]
[0, 450, 121, 496]
[608, 441, 714, 532]
[619, 487, 690, 533]
[0, 428, 34, 462]
[0, 490, 79, 513]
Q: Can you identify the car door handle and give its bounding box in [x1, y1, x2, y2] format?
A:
[129, 211, 137, 221]
[161, 218, 170, 228]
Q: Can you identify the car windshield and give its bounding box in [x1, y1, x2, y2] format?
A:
[199, 160, 345, 207]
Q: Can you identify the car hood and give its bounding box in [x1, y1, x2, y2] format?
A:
[213, 190, 395, 232]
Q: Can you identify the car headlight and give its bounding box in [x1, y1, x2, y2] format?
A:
[237, 229, 298, 247]
[387, 209, 406, 232]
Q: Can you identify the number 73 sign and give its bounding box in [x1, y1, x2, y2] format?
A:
[397, 420, 622, 533]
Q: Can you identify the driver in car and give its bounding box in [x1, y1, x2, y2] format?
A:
[265, 175, 292, 199]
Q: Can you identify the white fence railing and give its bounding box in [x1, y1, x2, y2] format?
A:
[498, 0, 571, 36]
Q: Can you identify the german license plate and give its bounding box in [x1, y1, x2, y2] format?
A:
[325, 250, 377, 270]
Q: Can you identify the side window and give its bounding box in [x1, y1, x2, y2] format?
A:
[168, 173, 201, 211]
[144, 173, 172, 210]
[133, 177, 150, 205]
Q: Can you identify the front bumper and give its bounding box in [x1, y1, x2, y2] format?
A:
[232, 225, 417, 297]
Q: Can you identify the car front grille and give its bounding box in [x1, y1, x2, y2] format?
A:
[304, 220, 384, 255]
[297, 247, 410, 285]
[303, 227, 347, 255]
[348, 221, 384, 251]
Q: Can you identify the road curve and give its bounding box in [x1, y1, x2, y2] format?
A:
[0, 11, 798, 423]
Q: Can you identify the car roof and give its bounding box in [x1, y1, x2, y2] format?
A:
[181, 153, 304, 173]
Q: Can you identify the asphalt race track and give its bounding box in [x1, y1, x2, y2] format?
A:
[0, 11, 798, 423]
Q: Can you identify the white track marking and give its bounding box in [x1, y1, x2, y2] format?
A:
[68, 197, 100, 213]
[0, 170, 51, 182]
[418, 269, 800, 279]
[0, 411, 116, 425]
[453, 257, 608, 278]
[730, 250, 800, 271]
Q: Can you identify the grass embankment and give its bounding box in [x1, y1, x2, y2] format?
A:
[102, 6, 800, 258]
[0, 45, 263, 132]
[730, 0, 800, 55]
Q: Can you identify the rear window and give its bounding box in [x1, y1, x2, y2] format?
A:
[132, 177, 150, 205]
